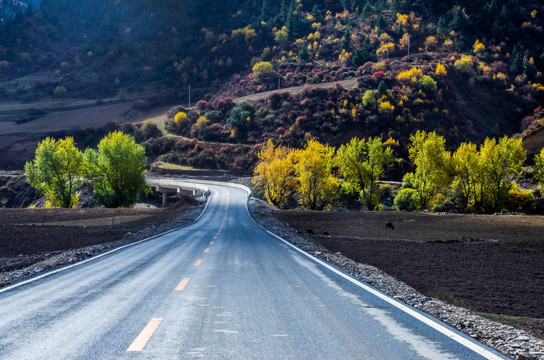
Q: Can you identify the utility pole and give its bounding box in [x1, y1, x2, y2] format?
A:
[188, 84, 191, 108]
[407, 34, 411, 57]
[278, 77, 281, 90]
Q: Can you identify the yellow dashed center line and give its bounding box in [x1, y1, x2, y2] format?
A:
[204, 248, 210, 253]
[126, 318, 163, 352]
[194, 259, 203, 266]
[210, 241, 214, 245]
[175, 278, 190, 291]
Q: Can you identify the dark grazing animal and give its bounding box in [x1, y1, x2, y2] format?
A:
[306, 229, 315, 235]
[385, 220, 394, 230]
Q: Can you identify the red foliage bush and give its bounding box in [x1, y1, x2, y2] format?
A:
[372, 71, 385, 80]
[195, 100, 209, 112]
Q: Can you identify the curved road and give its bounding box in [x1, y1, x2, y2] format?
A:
[0, 183, 506, 359]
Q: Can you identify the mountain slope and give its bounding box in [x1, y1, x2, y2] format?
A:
[1, 0, 543, 172]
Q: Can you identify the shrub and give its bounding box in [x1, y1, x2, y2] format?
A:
[397, 67, 423, 82]
[454, 56, 473, 74]
[53, 86, 67, 97]
[275, 30, 289, 45]
[252, 61, 275, 82]
[362, 90, 375, 107]
[378, 101, 394, 115]
[507, 189, 536, 213]
[379, 184, 394, 206]
[174, 112, 189, 126]
[435, 63, 447, 76]
[394, 188, 419, 211]
[419, 75, 437, 94]
[140, 120, 162, 139]
[195, 100, 209, 112]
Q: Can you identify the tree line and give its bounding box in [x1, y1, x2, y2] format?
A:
[252, 131, 544, 213]
[25, 131, 148, 208]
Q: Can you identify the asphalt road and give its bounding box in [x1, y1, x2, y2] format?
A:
[0, 183, 507, 359]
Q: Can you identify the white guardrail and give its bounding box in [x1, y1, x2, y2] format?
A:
[145, 175, 252, 206]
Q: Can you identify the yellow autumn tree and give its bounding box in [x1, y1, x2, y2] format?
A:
[252, 61, 276, 81]
[378, 100, 395, 115]
[296, 139, 340, 210]
[396, 13, 409, 28]
[399, 33, 411, 55]
[252, 139, 298, 208]
[396, 67, 423, 82]
[472, 39, 486, 55]
[424, 36, 438, 52]
[435, 63, 447, 76]
[376, 42, 395, 58]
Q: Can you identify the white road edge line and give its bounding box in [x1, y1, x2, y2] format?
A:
[0, 189, 212, 295]
[236, 186, 506, 360]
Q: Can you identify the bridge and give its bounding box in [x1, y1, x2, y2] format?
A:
[146, 176, 210, 207]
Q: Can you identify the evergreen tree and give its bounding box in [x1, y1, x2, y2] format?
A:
[352, 49, 365, 66]
[311, 4, 322, 22]
[298, 42, 309, 60]
[492, 19, 503, 40]
[376, 15, 386, 30]
[340, 28, 352, 52]
[361, 3, 371, 18]
[378, 80, 387, 96]
[396, 22, 404, 40]
[510, 45, 523, 74]
[437, 16, 447, 35]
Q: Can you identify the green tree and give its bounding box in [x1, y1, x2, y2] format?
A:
[298, 42, 309, 60]
[84, 131, 148, 208]
[405, 131, 451, 209]
[534, 147, 544, 184]
[362, 90, 375, 107]
[296, 139, 340, 210]
[419, 75, 437, 94]
[25, 137, 84, 208]
[453, 56, 473, 74]
[252, 139, 297, 208]
[336, 137, 395, 210]
[274, 29, 289, 46]
[394, 188, 419, 211]
[340, 28, 351, 52]
[479, 136, 526, 210]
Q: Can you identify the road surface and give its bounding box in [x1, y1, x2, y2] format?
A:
[0, 183, 506, 359]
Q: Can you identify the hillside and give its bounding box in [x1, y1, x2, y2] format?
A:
[0, 0, 38, 23]
[0, 0, 543, 172]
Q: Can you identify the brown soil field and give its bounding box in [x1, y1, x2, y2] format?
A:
[0, 103, 171, 135]
[273, 210, 544, 339]
[0, 203, 196, 274]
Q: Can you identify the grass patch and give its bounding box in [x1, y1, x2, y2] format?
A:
[155, 162, 199, 171]
[155, 161, 228, 173]
[426, 288, 466, 307]
[476, 312, 544, 323]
